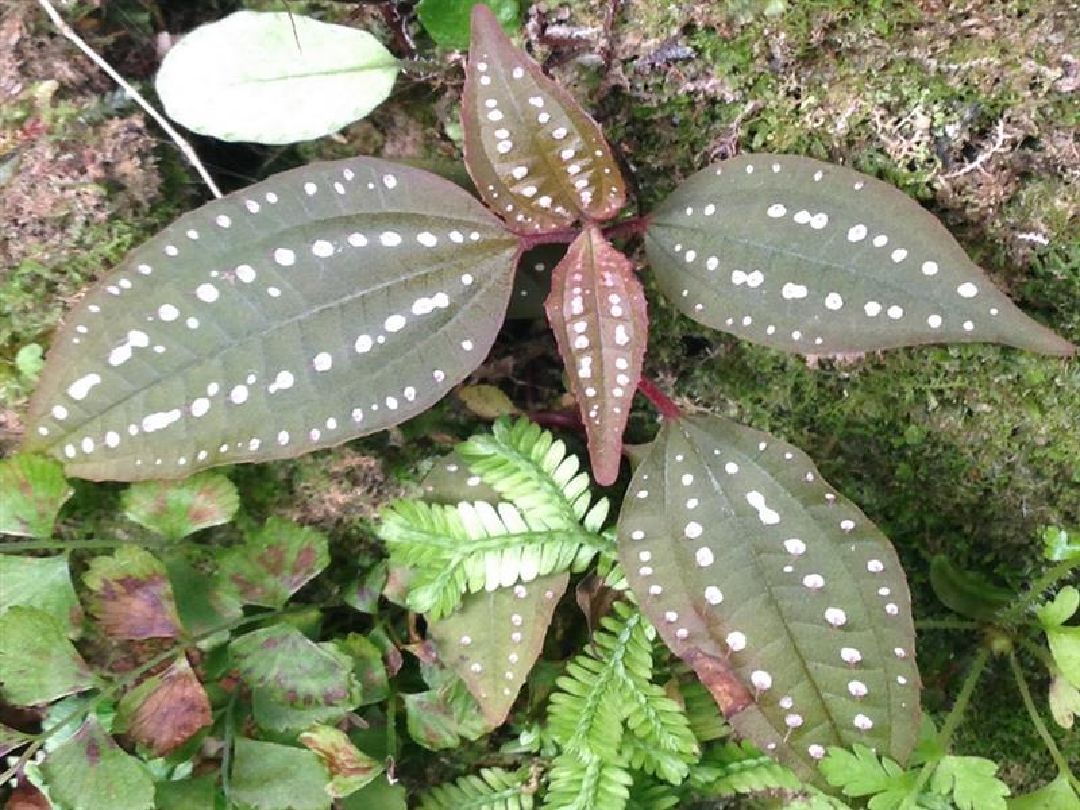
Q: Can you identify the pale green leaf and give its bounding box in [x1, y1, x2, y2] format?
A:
[1049, 675, 1080, 728]
[1046, 627, 1080, 688]
[646, 154, 1074, 356]
[39, 717, 154, 810]
[0, 554, 82, 636]
[1008, 774, 1080, 810]
[24, 158, 519, 481]
[0, 607, 97, 705]
[230, 738, 331, 810]
[930, 755, 1010, 810]
[417, 766, 534, 810]
[156, 11, 398, 144]
[0, 454, 72, 537]
[1037, 586, 1079, 628]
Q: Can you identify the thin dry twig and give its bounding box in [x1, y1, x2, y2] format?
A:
[35, 0, 222, 198]
[940, 119, 1013, 180]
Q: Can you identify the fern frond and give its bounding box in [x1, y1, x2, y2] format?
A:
[459, 417, 609, 531]
[624, 774, 681, 810]
[378, 499, 609, 618]
[678, 675, 731, 744]
[417, 766, 536, 810]
[543, 752, 633, 810]
[688, 740, 802, 797]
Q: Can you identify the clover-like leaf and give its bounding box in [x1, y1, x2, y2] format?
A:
[115, 655, 211, 756]
[646, 154, 1075, 356]
[428, 572, 568, 726]
[0, 554, 82, 637]
[216, 517, 329, 608]
[230, 624, 361, 711]
[23, 157, 520, 481]
[463, 5, 625, 232]
[230, 738, 331, 810]
[0, 455, 72, 538]
[83, 546, 183, 640]
[0, 607, 97, 705]
[38, 717, 155, 810]
[617, 414, 921, 784]
[545, 226, 647, 485]
[121, 471, 239, 540]
[155, 11, 399, 144]
[299, 724, 383, 799]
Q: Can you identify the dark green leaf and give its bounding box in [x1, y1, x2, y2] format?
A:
[230, 624, 361, 710]
[0, 607, 97, 705]
[463, 5, 625, 231]
[155, 775, 218, 810]
[544, 226, 647, 485]
[298, 724, 383, 798]
[928, 555, 1013, 622]
[39, 717, 154, 810]
[404, 678, 489, 750]
[646, 154, 1075, 356]
[618, 415, 921, 784]
[229, 738, 330, 810]
[0, 455, 72, 537]
[155, 11, 398, 144]
[24, 158, 520, 481]
[343, 562, 387, 614]
[163, 552, 243, 637]
[121, 471, 239, 540]
[335, 633, 390, 706]
[418, 0, 521, 50]
[114, 655, 211, 756]
[507, 246, 562, 320]
[83, 546, 183, 640]
[0, 554, 82, 637]
[428, 573, 568, 726]
[340, 775, 407, 810]
[690, 740, 802, 797]
[217, 517, 329, 609]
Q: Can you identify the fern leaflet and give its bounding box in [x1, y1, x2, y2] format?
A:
[543, 753, 633, 810]
[416, 766, 536, 810]
[688, 740, 802, 797]
[459, 417, 609, 531]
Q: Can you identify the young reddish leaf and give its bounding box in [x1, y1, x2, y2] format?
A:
[22, 157, 520, 481]
[121, 472, 239, 540]
[115, 655, 211, 756]
[217, 517, 329, 608]
[0, 455, 72, 538]
[299, 724, 383, 798]
[83, 546, 183, 640]
[618, 414, 921, 784]
[0, 554, 83, 637]
[230, 624, 362, 711]
[463, 5, 625, 232]
[0, 607, 97, 705]
[428, 572, 568, 726]
[544, 226, 647, 485]
[38, 717, 155, 810]
[646, 154, 1075, 356]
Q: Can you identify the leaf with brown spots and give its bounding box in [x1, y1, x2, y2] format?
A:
[83, 546, 183, 640]
[0, 455, 72, 538]
[121, 471, 239, 540]
[115, 655, 211, 756]
[544, 226, 647, 485]
[428, 572, 568, 727]
[646, 154, 1074, 356]
[217, 517, 329, 609]
[463, 5, 625, 232]
[299, 724, 383, 798]
[618, 414, 921, 784]
[0, 607, 97, 706]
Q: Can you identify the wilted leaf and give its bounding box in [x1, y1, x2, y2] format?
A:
[115, 655, 211, 756]
[1046, 628, 1080, 689]
[0, 607, 97, 705]
[230, 738, 331, 810]
[217, 517, 329, 608]
[38, 717, 154, 810]
[928, 555, 1013, 622]
[0, 455, 72, 538]
[462, 5, 625, 232]
[156, 11, 398, 144]
[458, 384, 519, 419]
[24, 157, 520, 481]
[618, 414, 921, 783]
[299, 724, 383, 798]
[429, 573, 568, 726]
[5, 783, 51, 810]
[121, 471, 239, 540]
[418, 0, 521, 50]
[83, 546, 182, 640]
[230, 624, 361, 711]
[1049, 675, 1080, 728]
[0, 554, 82, 637]
[544, 226, 646, 485]
[646, 154, 1075, 356]
[404, 677, 489, 750]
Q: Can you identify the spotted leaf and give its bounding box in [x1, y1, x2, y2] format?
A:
[115, 655, 212, 756]
[121, 471, 239, 540]
[646, 154, 1075, 356]
[217, 517, 329, 609]
[23, 158, 520, 481]
[617, 414, 921, 784]
[462, 5, 625, 233]
[428, 573, 568, 726]
[83, 546, 183, 641]
[545, 226, 647, 485]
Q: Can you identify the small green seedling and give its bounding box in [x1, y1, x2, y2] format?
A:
[16, 2, 1075, 797]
